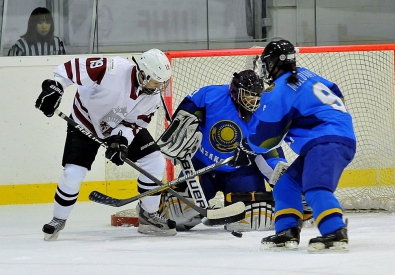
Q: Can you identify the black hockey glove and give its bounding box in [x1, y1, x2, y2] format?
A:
[229, 138, 257, 167]
[105, 132, 129, 166]
[35, 79, 64, 117]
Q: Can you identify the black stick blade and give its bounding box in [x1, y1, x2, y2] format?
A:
[89, 191, 121, 207]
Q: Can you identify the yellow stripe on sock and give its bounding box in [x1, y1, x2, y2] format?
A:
[274, 208, 303, 220]
[315, 208, 343, 226]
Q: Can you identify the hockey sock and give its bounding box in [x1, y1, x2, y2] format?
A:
[304, 188, 345, 235]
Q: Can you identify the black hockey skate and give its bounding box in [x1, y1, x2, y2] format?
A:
[137, 203, 177, 236]
[308, 220, 348, 253]
[42, 217, 66, 241]
[260, 226, 300, 251]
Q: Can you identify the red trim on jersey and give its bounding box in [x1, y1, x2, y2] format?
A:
[137, 112, 154, 124]
[75, 59, 81, 85]
[130, 66, 138, 100]
[86, 58, 107, 84]
[75, 92, 88, 113]
[120, 121, 140, 136]
[64, 61, 73, 80]
[72, 102, 97, 135]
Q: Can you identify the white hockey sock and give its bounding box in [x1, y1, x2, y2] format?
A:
[53, 164, 87, 220]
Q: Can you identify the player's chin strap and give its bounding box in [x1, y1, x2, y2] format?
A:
[157, 95, 210, 209]
[54, 109, 244, 224]
[132, 56, 159, 95]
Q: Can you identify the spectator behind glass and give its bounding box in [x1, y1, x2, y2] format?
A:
[8, 7, 66, 56]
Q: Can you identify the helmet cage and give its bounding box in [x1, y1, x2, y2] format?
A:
[237, 87, 261, 113]
[230, 70, 264, 115]
[138, 71, 170, 95]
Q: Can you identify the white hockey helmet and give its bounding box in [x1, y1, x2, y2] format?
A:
[136, 49, 172, 94]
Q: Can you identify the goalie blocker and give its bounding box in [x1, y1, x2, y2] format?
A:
[157, 109, 202, 161]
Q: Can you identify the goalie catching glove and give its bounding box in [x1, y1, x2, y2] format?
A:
[157, 109, 202, 161]
[35, 79, 64, 117]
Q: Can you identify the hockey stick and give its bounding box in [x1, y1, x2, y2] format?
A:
[269, 161, 289, 187]
[177, 157, 210, 208]
[55, 109, 245, 224]
[159, 95, 210, 209]
[90, 157, 231, 207]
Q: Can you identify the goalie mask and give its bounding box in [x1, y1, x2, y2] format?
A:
[260, 40, 297, 83]
[229, 70, 264, 122]
[133, 49, 172, 95]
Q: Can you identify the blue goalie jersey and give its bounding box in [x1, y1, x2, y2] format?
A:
[247, 67, 356, 155]
[177, 84, 282, 172]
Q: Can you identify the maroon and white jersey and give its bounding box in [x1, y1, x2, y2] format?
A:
[53, 56, 160, 144]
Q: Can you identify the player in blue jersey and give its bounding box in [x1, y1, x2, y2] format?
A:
[230, 40, 356, 252]
[157, 70, 288, 232]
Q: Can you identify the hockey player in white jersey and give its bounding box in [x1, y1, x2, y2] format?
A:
[35, 49, 176, 240]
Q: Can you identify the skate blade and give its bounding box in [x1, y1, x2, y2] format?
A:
[44, 232, 60, 241]
[308, 242, 349, 254]
[137, 225, 177, 236]
[260, 241, 299, 251]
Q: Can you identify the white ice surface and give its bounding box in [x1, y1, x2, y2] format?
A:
[1, 202, 395, 275]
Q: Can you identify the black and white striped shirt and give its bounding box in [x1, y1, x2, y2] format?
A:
[8, 36, 66, 56]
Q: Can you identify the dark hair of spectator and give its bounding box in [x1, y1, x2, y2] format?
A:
[21, 7, 54, 44]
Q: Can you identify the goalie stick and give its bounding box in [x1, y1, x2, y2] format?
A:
[54, 109, 245, 224]
[90, 157, 231, 206]
[159, 95, 210, 209]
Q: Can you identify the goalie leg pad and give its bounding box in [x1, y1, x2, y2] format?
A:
[158, 185, 201, 231]
[225, 201, 274, 232]
[224, 192, 275, 232]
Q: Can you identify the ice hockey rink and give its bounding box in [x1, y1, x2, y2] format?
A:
[1, 202, 394, 275]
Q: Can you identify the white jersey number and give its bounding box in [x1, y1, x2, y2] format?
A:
[313, 82, 347, 113]
[90, 58, 104, 69]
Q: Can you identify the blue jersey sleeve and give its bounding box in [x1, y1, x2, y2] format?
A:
[261, 147, 287, 169]
[176, 97, 201, 115]
[247, 67, 356, 156]
[174, 87, 212, 121]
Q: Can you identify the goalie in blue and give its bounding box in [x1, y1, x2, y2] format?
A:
[158, 69, 290, 232]
[230, 40, 356, 252]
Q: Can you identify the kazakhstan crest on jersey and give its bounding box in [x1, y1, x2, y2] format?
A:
[209, 120, 242, 152]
